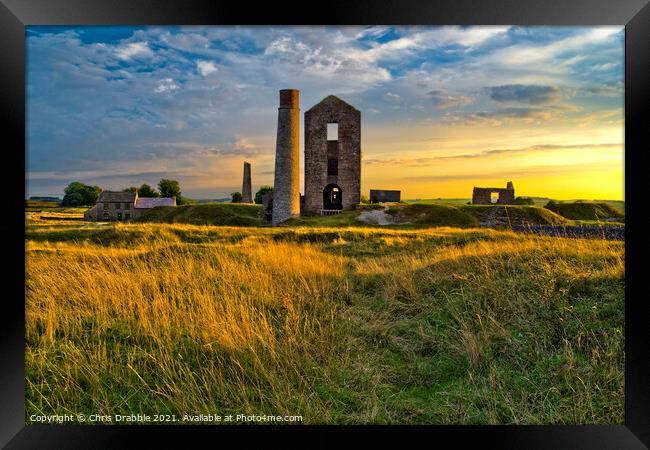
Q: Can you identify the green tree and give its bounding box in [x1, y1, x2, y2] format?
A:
[64, 192, 83, 206]
[61, 181, 101, 206]
[514, 196, 535, 205]
[231, 192, 243, 203]
[158, 179, 181, 199]
[123, 187, 138, 193]
[254, 186, 273, 204]
[359, 194, 369, 204]
[138, 183, 159, 198]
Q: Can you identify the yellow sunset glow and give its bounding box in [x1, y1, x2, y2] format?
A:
[358, 121, 624, 200]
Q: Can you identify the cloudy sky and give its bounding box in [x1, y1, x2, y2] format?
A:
[26, 26, 624, 200]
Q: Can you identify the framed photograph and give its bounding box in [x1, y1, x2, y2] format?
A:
[3, 0, 648, 447]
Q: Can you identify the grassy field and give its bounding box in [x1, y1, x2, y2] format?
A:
[25, 210, 624, 424]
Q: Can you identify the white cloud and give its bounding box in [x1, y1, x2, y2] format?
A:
[428, 90, 475, 109]
[489, 27, 623, 67]
[351, 26, 510, 64]
[197, 60, 218, 76]
[383, 92, 401, 103]
[232, 136, 257, 152]
[442, 26, 511, 46]
[263, 35, 391, 88]
[154, 78, 179, 93]
[115, 41, 153, 60]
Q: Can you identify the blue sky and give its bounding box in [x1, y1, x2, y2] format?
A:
[26, 26, 624, 199]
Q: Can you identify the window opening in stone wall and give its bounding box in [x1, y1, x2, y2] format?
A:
[328, 158, 338, 176]
[491, 192, 499, 204]
[327, 123, 338, 141]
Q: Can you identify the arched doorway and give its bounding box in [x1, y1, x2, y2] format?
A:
[323, 184, 343, 210]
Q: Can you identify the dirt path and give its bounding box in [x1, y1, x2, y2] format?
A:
[356, 207, 399, 225]
[479, 206, 513, 227]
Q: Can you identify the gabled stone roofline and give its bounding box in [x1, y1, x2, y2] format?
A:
[305, 95, 360, 114]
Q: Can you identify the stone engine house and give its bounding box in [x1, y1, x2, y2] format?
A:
[303, 95, 361, 214]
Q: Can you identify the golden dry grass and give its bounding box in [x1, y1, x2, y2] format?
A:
[25, 217, 624, 424]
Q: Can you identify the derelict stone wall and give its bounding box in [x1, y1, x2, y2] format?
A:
[472, 182, 515, 205]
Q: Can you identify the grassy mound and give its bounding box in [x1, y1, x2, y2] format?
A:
[390, 203, 479, 227]
[135, 203, 263, 226]
[460, 205, 571, 226]
[544, 202, 624, 221]
[388, 203, 570, 227]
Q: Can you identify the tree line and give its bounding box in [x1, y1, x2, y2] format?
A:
[61, 179, 192, 206]
[62, 180, 275, 207]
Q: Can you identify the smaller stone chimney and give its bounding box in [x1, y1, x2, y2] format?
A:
[242, 161, 253, 203]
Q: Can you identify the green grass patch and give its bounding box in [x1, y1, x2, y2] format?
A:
[389, 203, 570, 227]
[392, 203, 478, 227]
[544, 202, 624, 221]
[283, 211, 374, 228]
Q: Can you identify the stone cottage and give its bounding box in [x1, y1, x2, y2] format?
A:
[84, 191, 176, 221]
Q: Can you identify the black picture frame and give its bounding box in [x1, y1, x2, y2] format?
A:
[2, 0, 648, 447]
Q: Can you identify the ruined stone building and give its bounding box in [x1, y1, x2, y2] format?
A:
[303, 95, 361, 214]
[84, 191, 176, 221]
[269, 89, 362, 224]
[370, 189, 401, 203]
[472, 181, 515, 205]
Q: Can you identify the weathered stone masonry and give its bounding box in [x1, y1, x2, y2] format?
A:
[242, 161, 252, 203]
[370, 189, 401, 203]
[83, 191, 176, 221]
[271, 89, 301, 225]
[303, 95, 361, 214]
